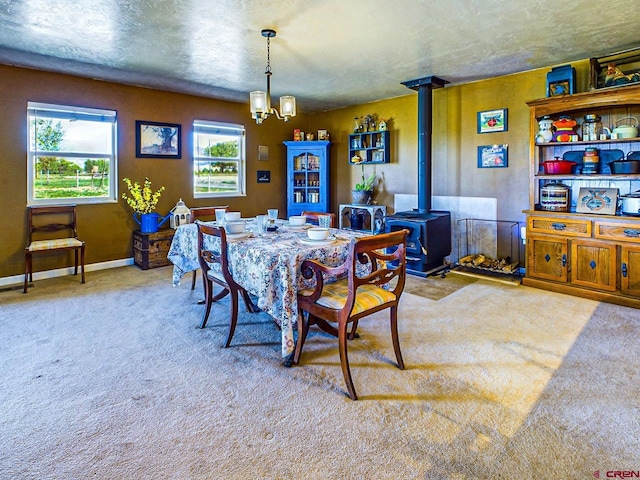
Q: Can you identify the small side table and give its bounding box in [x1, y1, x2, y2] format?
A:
[133, 229, 175, 270]
[339, 204, 386, 234]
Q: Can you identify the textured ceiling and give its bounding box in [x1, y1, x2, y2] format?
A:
[1, 0, 639, 113]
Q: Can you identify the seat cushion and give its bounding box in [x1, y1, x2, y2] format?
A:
[28, 238, 83, 251]
[300, 279, 396, 315]
[206, 269, 226, 284]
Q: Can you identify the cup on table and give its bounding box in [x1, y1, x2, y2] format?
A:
[225, 211, 241, 221]
[267, 208, 278, 225]
[215, 208, 226, 224]
[288, 215, 306, 226]
[307, 227, 330, 241]
[318, 214, 332, 229]
[225, 221, 245, 234]
[255, 214, 267, 235]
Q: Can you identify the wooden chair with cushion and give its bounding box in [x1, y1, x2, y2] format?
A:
[197, 223, 258, 347]
[24, 205, 85, 293]
[301, 211, 337, 228]
[190, 205, 228, 290]
[294, 229, 409, 400]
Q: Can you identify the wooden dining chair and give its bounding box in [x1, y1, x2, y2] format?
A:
[24, 205, 86, 293]
[294, 229, 409, 400]
[197, 223, 258, 347]
[190, 205, 228, 290]
[301, 211, 337, 228]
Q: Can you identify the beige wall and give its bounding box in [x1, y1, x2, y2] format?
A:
[0, 60, 591, 279]
[310, 60, 590, 224]
[0, 64, 306, 278]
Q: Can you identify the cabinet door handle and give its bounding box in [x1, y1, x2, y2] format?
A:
[562, 254, 567, 267]
[623, 229, 640, 238]
[622, 262, 628, 278]
[551, 223, 566, 231]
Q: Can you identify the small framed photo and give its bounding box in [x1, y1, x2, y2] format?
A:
[576, 187, 618, 215]
[477, 108, 508, 134]
[372, 150, 384, 163]
[317, 129, 328, 140]
[478, 144, 508, 168]
[136, 120, 181, 158]
[257, 170, 271, 183]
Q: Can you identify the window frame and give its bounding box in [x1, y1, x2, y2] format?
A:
[27, 102, 118, 206]
[193, 120, 246, 199]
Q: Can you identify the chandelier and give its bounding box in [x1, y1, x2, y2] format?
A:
[250, 29, 296, 124]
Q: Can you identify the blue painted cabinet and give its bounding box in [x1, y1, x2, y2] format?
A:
[284, 140, 330, 217]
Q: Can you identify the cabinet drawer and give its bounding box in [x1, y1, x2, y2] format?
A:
[528, 216, 591, 237]
[594, 221, 640, 244]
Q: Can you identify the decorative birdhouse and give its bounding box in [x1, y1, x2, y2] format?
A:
[170, 198, 191, 229]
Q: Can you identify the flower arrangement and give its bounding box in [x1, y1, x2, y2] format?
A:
[354, 164, 377, 192]
[122, 177, 165, 214]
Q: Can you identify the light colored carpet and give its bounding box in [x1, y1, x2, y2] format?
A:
[404, 271, 478, 300]
[1, 266, 638, 479]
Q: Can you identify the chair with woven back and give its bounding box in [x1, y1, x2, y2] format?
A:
[301, 211, 337, 228]
[189, 205, 228, 290]
[294, 229, 409, 400]
[24, 204, 86, 293]
[197, 223, 258, 346]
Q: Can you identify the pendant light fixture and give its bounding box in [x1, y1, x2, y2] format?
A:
[250, 29, 296, 124]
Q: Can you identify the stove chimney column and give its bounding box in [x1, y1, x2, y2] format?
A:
[401, 76, 449, 213]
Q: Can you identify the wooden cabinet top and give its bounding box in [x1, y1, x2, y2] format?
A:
[527, 83, 640, 117]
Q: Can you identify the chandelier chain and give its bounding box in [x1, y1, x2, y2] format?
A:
[265, 36, 272, 74]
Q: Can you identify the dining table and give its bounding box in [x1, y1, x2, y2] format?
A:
[167, 219, 368, 364]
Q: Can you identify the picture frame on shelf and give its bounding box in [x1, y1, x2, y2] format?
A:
[477, 108, 508, 133]
[477, 144, 508, 168]
[576, 187, 618, 215]
[372, 150, 384, 163]
[135, 120, 181, 158]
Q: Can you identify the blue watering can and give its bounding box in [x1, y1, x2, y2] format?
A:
[133, 212, 171, 233]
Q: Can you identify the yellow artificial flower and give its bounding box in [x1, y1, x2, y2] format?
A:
[122, 177, 165, 214]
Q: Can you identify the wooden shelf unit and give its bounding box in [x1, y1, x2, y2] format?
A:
[523, 84, 640, 308]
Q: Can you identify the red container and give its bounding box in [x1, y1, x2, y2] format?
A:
[542, 159, 576, 174]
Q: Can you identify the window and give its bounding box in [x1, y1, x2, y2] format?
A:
[27, 102, 117, 206]
[193, 120, 246, 198]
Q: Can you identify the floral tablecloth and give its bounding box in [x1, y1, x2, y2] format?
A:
[167, 222, 365, 358]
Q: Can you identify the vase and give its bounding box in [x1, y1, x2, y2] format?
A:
[351, 189, 372, 205]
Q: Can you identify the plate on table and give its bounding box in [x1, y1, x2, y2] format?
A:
[282, 223, 311, 230]
[226, 232, 253, 241]
[299, 235, 336, 247]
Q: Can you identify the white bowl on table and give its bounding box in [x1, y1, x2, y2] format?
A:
[225, 221, 245, 234]
[225, 211, 241, 221]
[307, 227, 330, 241]
[288, 215, 306, 226]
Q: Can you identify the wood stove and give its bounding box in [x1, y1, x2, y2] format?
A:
[385, 75, 452, 276]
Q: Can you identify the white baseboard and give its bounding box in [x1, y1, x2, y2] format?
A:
[0, 258, 134, 288]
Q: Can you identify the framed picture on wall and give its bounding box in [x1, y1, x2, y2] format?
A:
[477, 144, 508, 168]
[477, 108, 508, 133]
[135, 120, 181, 158]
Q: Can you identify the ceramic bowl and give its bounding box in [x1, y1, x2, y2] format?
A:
[307, 227, 329, 240]
[288, 215, 306, 226]
[225, 221, 245, 234]
[225, 211, 241, 221]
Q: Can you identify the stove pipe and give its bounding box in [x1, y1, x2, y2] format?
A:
[400, 76, 449, 213]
